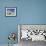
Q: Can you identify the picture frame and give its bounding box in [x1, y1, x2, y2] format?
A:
[5, 7, 16, 16]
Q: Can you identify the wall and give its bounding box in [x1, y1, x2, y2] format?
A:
[0, 0, 46, 44]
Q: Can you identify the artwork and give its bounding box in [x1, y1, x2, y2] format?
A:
[6, 7, 16, 16]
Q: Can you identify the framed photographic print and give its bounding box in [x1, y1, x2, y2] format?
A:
[5, 7, 16, 16]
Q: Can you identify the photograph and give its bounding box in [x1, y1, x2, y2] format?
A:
[6, 7, 16, 16]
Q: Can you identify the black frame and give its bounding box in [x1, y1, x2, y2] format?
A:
[5, 7, 17, 17]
